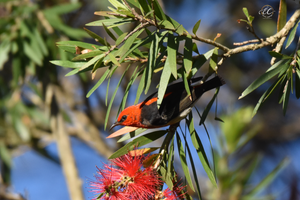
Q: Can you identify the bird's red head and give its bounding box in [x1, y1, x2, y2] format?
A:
[111, 105, 144, 129]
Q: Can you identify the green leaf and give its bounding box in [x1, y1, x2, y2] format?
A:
[200, 87, 219, 125]
[188, 113, 217, 187]
[268, 51, 293, 59]
[181, 70, 191, 96]
[184, 36, 193, 77]
[176, 133, 195, 191]
[84, 28, 106, 46]
[78, 54, 104, 71]
[296, 67, 300, 99]
[282, 79, 291, 115]
[285, 20, 299, 49]
[182, 132, 203, 199]
[159, 20, 175, 29]
[252, 75, 285, 117]
[167, 135, 175, 176]
[109, 0, 129, 10]
[118, 29, 144, 59]
[239, 59, 289, 99]
[166, 34, 178, 78]
[134, 68, 146, 104]
[0, 39, 10, 70]
[277, 0, 287, 32]
[104, 64, 130, 129]
[145, 32, 160, 94]
[72, 50, 103, 61]
[117, 128, 147, 143]
[243, 7, 250, 19]
[176, 25, 184, 35]
[157, 61, 172, 108]
[246, 158, 289, 197]
[153, 0, 166, 21]
[57, 41, 102, 51]
[109, 130, 168, 159]
[108, 53, 121, 66]
[43, 2, 81, 15]
[159, 165, 174, 190]
[86, 68, 111, 97]
[24, 42, 42, 66]
[209, 47, 218, 73]
[0, 141, 12, 167]
[86, 18, 134, 29]
[115, 32, 128, 46]
[192, 19, 201, 35]
[50, 60, 87, 68]
[102, 22, 117, 41]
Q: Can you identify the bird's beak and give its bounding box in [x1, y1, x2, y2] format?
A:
[110, 122, 120, 131]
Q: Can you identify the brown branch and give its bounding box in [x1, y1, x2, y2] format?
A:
[224, 9, 300, 57]
[270, 36, 286, 65]
[233, 39, 261, 46]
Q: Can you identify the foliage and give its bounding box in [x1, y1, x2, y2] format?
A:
[0, 0, 87, 187]
[52, 0, 299, 199]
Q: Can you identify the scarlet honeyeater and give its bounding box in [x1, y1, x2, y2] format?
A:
[111, 76, 225, 129]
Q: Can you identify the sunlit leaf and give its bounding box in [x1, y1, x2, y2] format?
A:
[239, 60, 290, 99]
[285, 20, 299, 49]
[277, 0, 287, 32]
[109, 130, 168, 159]
[192, 19, 201, 35]
[176, 133, 195, 191]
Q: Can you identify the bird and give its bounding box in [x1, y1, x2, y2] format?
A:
[108, 75, 225, 138]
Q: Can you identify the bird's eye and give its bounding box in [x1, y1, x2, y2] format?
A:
[119, 115, 127, 122]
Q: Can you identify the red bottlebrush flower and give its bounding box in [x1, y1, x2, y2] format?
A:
[111, 153, 161, 200]
[89, 165, 127, 200]
[90, 152, 161, 200]
[161, 182, 186, 200]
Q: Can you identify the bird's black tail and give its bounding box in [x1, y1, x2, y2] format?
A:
[193, 75, 225, 97]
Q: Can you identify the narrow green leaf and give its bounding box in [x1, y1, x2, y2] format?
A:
[24, 42, 42, 66]
[86, 68, 110, 97]
[33, 28, 48, 56]
[145, 32, 160, 94]
[243, 7, 250, 19]
[135, 68, 146, 104]
[239, 60, 289, 99]
[84, 28, 106, 45]
[57, 41, 102, 50]
[104, 65, 130, 129]
[109, 130, 168, 159]
[184, 36, 193, 77]
[176, 25, 184, 35]
[157, 62, 172, 108]
[268, 51, 293, 59]
[0, 141, 12, 167]
[209, 47, 218, 73]
[102, 22, 117, 41]
[108, 53, 121, 66]
[181, 70, 191, 96]
[109, 0, 129, 10]
[188, 113, 217, 187]
[153, 0, 166, 21]
[252, 75, 284, 117]
[246, 158, 289, 197]
[0, 40, 10, 70]
[200, 87, 219, 125]
[296, 67, 300, 99]
[285, 20, 299, 49]
[72, 50, 103, 61]
[118, 29, 144, 59]
[43, 2, 81, 15]
[159, 20, 175, 29]
[78, 54, 104, 71]
[159, 165, 174, 190]
[117, 128, 147, 143]
[192, 19, 201, 35]
[167, 135, 175, 176]
[176, 133, 195, 191]
[86, 18, 134, 28]
[167, 34, 178, 78]
[182, 132, 202, 199]
[282, 79, 291, 115]
[115, 32, 128, 46]
[137, 0, 150, 14]
[277, 0, 287, 32]
[50, 60, 86, 68]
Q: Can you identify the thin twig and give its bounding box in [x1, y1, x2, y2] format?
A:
[270, 36, 286, 65]
[233, 39, 261, 46]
